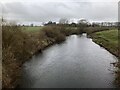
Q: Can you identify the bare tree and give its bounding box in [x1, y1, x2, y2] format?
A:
[59, 18, 69, 24]
[30, 24, 34, 27]
[77, 19, 89, 34]
[78, 19, 89, 26]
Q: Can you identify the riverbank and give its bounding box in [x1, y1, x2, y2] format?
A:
[20, 34, 117, 88]
[90, 29, 118, 57]
[2, 25, 116, 88]
[89, 29, 120, 86]
[2, 25, 70, 88]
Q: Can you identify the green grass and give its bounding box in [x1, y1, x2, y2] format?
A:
[22, 26, 43, 32]
[95, 29, 118, 45]
[91, 29, 118, 57]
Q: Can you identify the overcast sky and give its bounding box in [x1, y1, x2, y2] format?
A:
[0, 0, 119, 24]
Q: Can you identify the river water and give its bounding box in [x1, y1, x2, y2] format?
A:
[20, 34, 118, 88]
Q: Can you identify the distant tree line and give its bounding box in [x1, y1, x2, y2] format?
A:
[44, 18, 118, 27]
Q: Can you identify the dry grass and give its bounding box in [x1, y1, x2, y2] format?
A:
[2, 25, 67, 88]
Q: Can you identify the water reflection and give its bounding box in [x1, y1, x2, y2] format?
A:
[20, 34, 118, 88]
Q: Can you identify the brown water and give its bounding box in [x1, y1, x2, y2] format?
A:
[20, 34, 118, 88]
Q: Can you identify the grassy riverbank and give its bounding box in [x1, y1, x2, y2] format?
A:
[2, 25, 117, 88]
[90, 29, 118, 57]
[90, 29, 120, 86]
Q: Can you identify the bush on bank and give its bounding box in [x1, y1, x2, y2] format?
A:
[2, 26, 31, 88]
[2, 25, 67, 88]
[42, 26, 66, 43]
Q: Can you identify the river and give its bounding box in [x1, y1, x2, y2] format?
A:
[20, 34, 118, 88]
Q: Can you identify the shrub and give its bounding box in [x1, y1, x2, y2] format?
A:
[2, 26, 32, 62]
[55, 33, 66, 43]
[42, 26, 59, 38]
[42, 26, 66, 43]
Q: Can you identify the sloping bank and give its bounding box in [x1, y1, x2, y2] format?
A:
[89, 29, 120, 86]
[89, 29, 118, 57]
[2, 26, 115, 88]
[2, 25, 75, 88]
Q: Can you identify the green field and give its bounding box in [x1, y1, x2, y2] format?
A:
[91, 29, 118, 57]
[22, 26, 43, 32]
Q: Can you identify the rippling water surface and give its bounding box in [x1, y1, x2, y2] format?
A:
[20, 34, 118, 88]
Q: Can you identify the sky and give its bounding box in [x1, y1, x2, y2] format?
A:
[0, 0, 119, 25]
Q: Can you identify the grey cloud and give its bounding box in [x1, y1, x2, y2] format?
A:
[1, 1, 118, 23]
